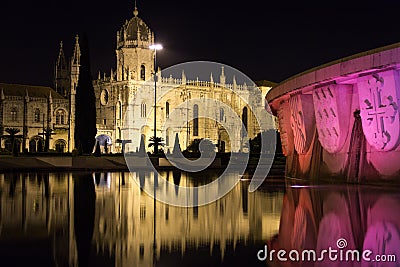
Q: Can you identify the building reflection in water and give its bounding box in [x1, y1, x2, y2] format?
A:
[0, 171, 282, 266]
[268, 182, 400, 267]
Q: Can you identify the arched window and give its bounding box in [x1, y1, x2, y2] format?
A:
[116, 101, 122, 120]
[219, 108, 224, 122]
[55, 139, 66, 153]
[10, 107, 17, 121]
[141, 102, 147, 117]
[140, 65, 146, 80]
[193, 104, 199, 136]
[56, 109, 66, 125]
[117, 127, 121, 140]
[29, 136, 44, 153]
[242, 107, 248, 131]
[166, 101, 170, 118]
[34, 108, 41, 123]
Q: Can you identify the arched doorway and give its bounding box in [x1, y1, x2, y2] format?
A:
[29, 136, 44, 152]
[54, 139, 66, 153]
[218, 128, 230, 153]
[5, 139, 21, 153]
[95, 134, 112, 153]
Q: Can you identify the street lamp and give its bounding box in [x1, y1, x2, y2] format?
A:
[149, 44, 163, 154]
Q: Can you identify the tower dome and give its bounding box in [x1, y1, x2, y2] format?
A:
[117, 6, 154, 49]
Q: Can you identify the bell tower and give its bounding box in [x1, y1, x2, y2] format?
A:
[115, 4, 155, 81]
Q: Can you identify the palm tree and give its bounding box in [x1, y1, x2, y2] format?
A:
[2, 128, 23, 156]
[148, 136, 165, 154]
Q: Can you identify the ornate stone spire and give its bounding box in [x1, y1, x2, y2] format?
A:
[72, 35, 81, 65]
[56, 41, 66, 69]
[182, 70, 186, 84]
[220, 66, 226, 85]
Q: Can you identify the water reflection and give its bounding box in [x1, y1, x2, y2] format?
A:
[0, 171, 282, 266]
[269, 182, 400, 267]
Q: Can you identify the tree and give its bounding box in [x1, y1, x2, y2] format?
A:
[249, 130, 280, 154]
[40, 126, 56, 152]
[2, 128, 23, 156]
[148, 136, 164, 154]
[185, 138, 215, 157]
[74, 33, 97, 154]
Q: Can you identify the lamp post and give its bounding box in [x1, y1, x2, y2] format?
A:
[149, 44, 163, 154]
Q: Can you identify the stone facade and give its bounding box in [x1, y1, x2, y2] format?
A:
[0, 4, 273, 154]
[93, 6, 273, 153]
[0, 84, 70, 152]
[0, 35, 80, 153]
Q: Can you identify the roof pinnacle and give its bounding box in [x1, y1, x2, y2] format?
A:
[133, 0, 138, 17]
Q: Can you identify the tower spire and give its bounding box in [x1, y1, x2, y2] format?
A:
[55, 40, 68, 95]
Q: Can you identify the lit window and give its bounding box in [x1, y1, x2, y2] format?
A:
[10, 107, 17, 121]
[56, 109, 66, 125]
[141, 103, 146, 117]
[220, 108, 224, 122]
[116, 101, 122, 120]
[193, 104, 199, 136]
[166, 102, 170, 118]
[140, 204, 146, 220]
[34, 108, 40, 122]
[140, 65, 145, 81]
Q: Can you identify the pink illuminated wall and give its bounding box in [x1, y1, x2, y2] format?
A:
[267, 44, 400, 182]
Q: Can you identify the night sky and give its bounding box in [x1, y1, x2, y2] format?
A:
[1, 0, 400, 87]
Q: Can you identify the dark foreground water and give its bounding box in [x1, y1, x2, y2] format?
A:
[0, 172, 399, 267]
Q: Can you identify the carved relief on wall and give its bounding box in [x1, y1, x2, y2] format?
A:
[289, 93, 315, 155]
[312, 84, 352, 154]
[358, 70, 400, 151]
[276, 100, 294, 156]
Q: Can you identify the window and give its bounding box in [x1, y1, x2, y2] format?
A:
[140, 65, 145, 80]
[10, 107, 17, 121]
[116, 101, 122, 120]
[140, 204, 146, 220]
[34, 108, 40, 123]
[117, 127, 121, 140]
[139, 244, 145, 260]
[141, 103, 146, 117]
[220, 108, 224, 122]
[103, 119, 106, 125]
[242, 107, 248, 131]
[193, 104, 199, 136]
[56, 109, 66, 125]
[166, 101, 170, 118]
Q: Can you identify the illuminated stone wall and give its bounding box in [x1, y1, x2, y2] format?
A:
[267, 43, 400, 182]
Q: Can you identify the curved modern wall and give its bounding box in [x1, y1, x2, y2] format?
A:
[266, 42, 400, 183]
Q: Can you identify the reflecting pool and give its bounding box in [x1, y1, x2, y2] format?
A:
[1, 172, 398, 266]
[0, 171, 283, 267]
